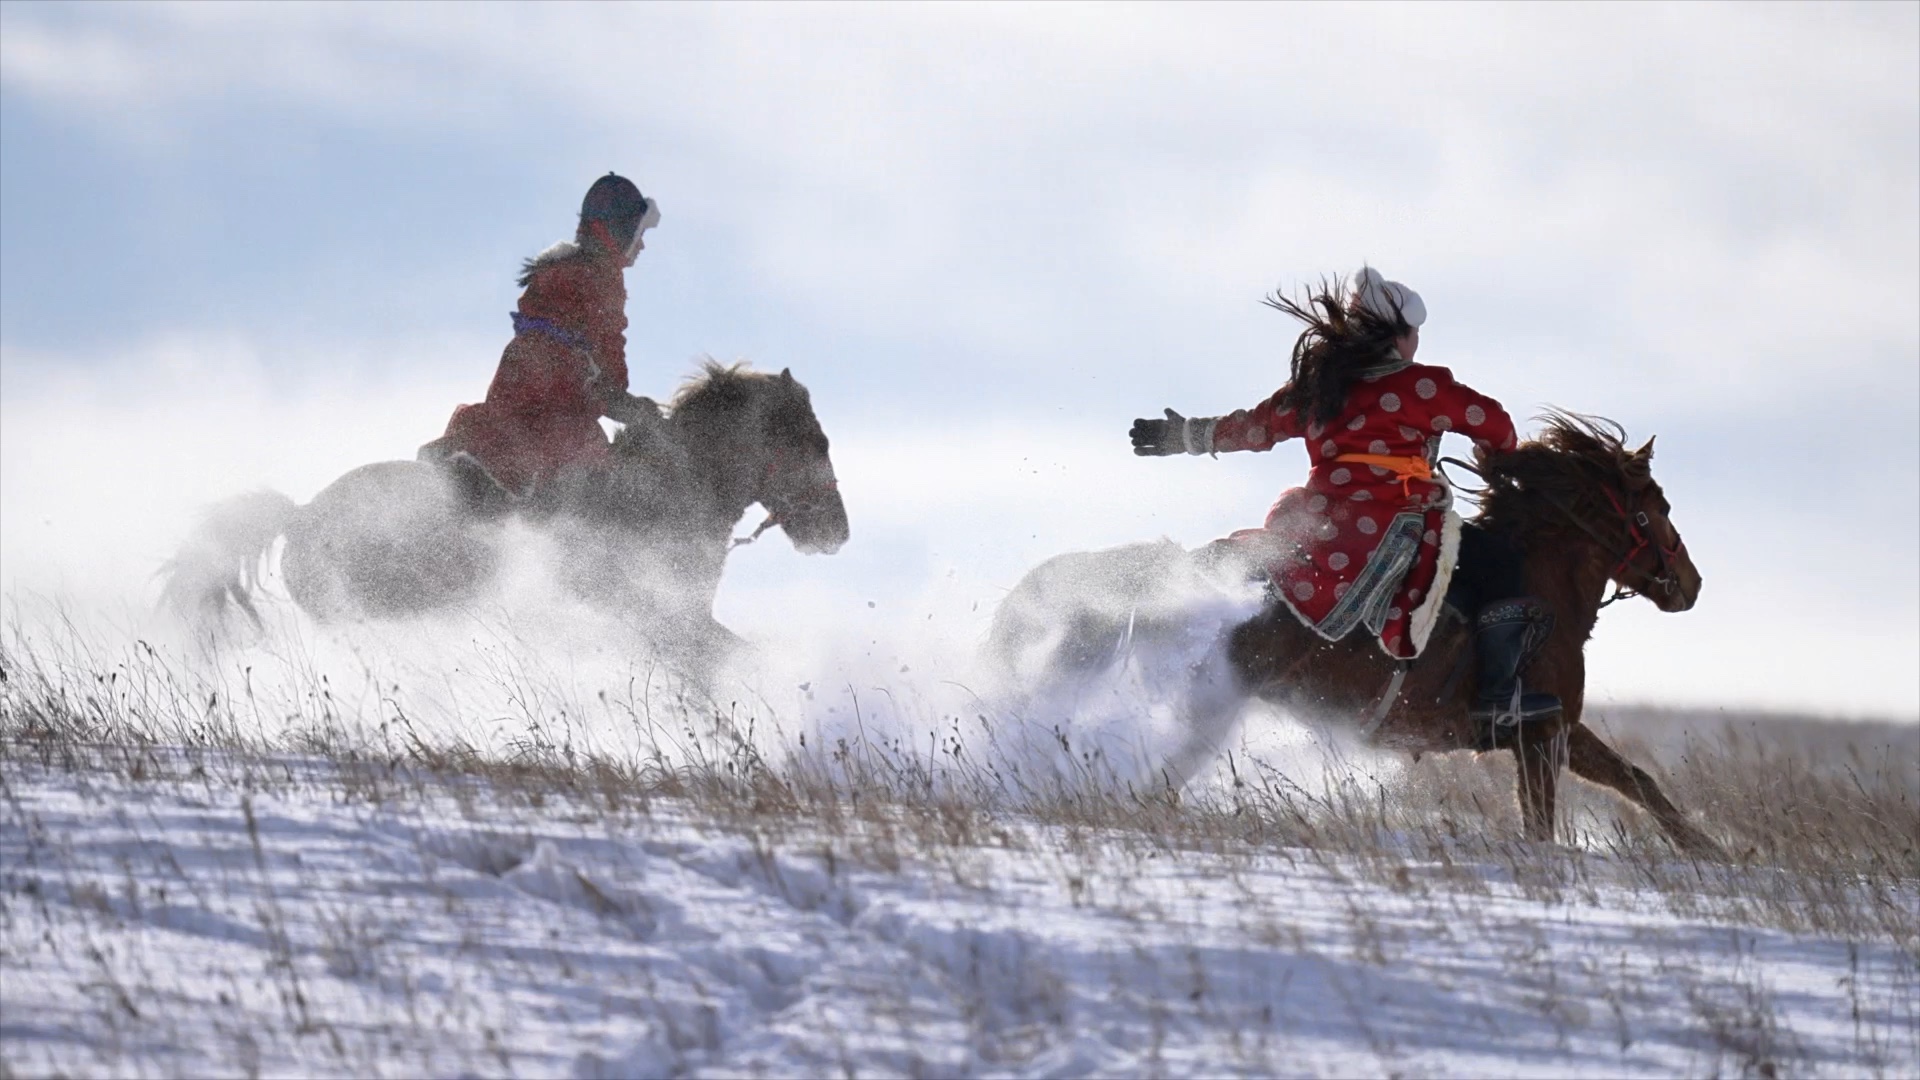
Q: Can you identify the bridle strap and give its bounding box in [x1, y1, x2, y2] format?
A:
[728, 514, 778, 550]
[728, 448, 838, 549]
[1544, 485, 1683, 607]
[1441, 456, 1678, 608]
[1538, 488, 1642, 607]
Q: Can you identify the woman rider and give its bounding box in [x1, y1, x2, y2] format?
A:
[423, 172, 664, 512]
[1128, 268, 1558, 749]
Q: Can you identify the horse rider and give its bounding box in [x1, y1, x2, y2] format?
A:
[1128, 267, 1559, 749]
[421, 172, 665, 512]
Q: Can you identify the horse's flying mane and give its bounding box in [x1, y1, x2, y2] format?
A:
[669, 359, 779, 417]
[606, 360, 779, 467]
[1475, 410, 1653, 545]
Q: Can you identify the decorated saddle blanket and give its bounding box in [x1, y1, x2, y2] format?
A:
[1216, 505, 1459, 661]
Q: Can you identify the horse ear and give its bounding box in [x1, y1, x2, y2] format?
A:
[780, 367, 794, 383]
[1636, 435, 1656, 460]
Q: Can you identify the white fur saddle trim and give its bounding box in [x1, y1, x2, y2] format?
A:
[1404, 510, 1462, 658]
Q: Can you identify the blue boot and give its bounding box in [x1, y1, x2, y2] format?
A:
[1468, 597, 1561, 750]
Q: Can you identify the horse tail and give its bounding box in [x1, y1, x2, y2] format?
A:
[158, 490, 302, 630]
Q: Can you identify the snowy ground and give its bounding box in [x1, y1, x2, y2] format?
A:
[5, 749, 1914, 1078]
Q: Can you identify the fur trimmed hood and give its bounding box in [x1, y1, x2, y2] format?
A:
[517, 240, 591, 288]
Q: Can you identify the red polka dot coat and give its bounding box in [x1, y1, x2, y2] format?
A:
[1202, 362, 1518, 659]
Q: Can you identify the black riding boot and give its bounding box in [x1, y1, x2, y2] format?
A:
[1468, 597, 1561, 750]
[420, 440, 514, 519]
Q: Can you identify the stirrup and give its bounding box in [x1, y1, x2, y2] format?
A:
[1468, 685, 1561, 750]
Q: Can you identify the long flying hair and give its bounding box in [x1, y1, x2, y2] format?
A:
[1264, 274, 1410, 427]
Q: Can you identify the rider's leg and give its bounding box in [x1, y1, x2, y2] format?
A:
[1468, 597, 1561, 739]
[420, 445, 513, 519]
[1449, 523, 1561, 749]
[416, 435, 456, 465]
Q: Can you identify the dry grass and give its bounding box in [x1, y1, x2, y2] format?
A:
[3, 614, 1917, 1076]
[5, 616, 1914, 945]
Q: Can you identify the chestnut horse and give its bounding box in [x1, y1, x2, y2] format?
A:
[990, 414, 1722, 855]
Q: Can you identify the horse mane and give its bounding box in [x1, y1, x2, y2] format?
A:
[597, 361, 786, 526]
[667, 359, 774, 417]
[668, 358, 823, 446]
[1475, 410, 1652, 546]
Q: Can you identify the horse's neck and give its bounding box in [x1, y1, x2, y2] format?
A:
[1524, 536, 1612, 644]
[659, 424, 762, 536]
[609, 432, 755, 543]
[691, 455, 760, 531]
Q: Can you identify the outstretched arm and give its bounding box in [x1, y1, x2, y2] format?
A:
[1437, 371, 1520, 456]
[1130, 409, 1205, 456]
[1130, 387, 1301, 457]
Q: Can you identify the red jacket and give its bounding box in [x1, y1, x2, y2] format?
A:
[1203, 362, 1518, 659]
[439, 244, 630, 494]
[509, 243, 630, 401]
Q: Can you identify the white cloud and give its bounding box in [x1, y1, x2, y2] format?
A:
[5, 4, 1912, 414]
[2, 5, 1915, 718]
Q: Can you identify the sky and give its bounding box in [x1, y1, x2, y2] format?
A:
[1, 1, 1916, 719]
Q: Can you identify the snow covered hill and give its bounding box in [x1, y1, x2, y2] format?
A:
[2, 602, 1914, 1078]
[4, 745, 1913, 1078]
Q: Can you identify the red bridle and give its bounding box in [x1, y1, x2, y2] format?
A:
[1595, 486, 1687, 607]
[1441, 455, 1687, 609]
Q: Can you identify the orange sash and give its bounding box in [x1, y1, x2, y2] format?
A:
[1333, 454, 1434, 497]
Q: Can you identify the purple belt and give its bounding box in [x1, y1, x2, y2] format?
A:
[511, 312, 590, 351]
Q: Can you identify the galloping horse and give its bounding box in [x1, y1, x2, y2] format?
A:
[162, 363, 848, 662]
[990, 414, 1722, 855]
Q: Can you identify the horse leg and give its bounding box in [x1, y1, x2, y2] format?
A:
[1156, 632, 1254, 792]
[1565, 724, 1725, 859]
[1158, 608, 1334, 789]
[1512, 720, 1569, 844]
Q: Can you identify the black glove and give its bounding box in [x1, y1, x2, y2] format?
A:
[1131, 408, 1188, 456]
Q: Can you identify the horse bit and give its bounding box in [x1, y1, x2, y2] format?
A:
[1587, 486, 1686, 607]
[730, 447, 840, 549]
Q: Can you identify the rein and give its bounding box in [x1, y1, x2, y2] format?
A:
[729, 515, 778, 551]
[1439, 456, 1682, 608]
[729, 448, 840, 550]
[1591, 486, 1685, 607]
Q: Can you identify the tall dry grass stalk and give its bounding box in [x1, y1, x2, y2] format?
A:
[3, 614, 1915, 950]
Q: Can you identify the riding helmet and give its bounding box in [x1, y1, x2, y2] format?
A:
[579, 172, 659, 258]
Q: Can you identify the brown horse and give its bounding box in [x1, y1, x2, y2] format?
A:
[990, 414, 1723, 856]
[161, 363, 848, 666]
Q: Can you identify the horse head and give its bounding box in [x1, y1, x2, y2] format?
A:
[660, 361, 850, 555]
[1479, 412, 1701, 613]
[1612, 433, 1701, 612]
